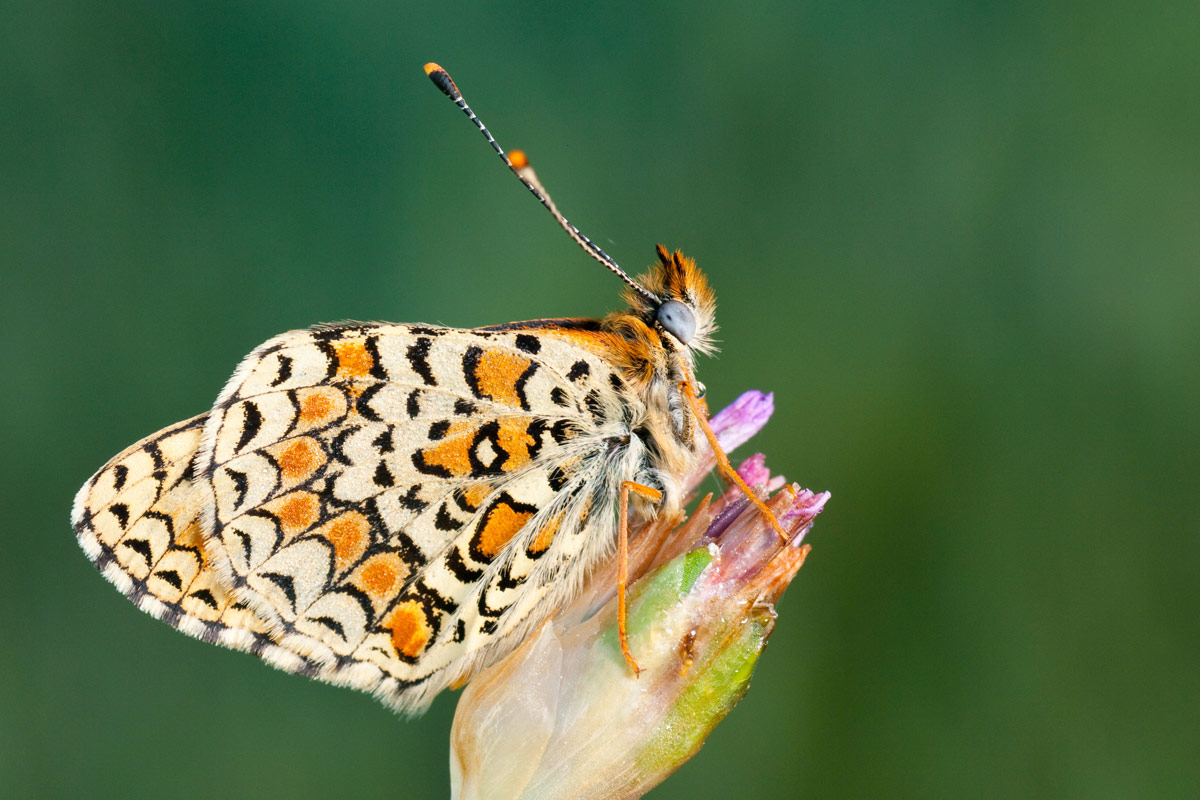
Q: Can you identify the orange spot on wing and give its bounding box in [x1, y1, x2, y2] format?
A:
[474, 350, 531, 407]
[333, 339, 374, 379]
[418, 422, 475, 478]
[461, 482, 492, 511]
[359, 554, 405, 600]
[389, 601, 431, 660]
[527, 510, 562, 556]
[277, 437, 324, 482]
[323, 512, 369, 570]
[495, 419, 536, 472]
[475, 500, 535, 559]
[275, 492, 320, 535]
[299, 391, 336, 425]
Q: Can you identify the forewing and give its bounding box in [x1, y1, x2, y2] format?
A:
[196, 323, 634, 712]
[72, 415, 310, 667]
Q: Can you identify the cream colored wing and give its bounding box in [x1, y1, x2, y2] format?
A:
[196, 322, 642, 713]
[72, 415, 322, 673]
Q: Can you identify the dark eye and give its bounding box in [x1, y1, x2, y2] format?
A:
[655, 300, 696, 345]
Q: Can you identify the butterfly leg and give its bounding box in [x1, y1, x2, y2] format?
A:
[618, 479, 663, 676]
[679, 377, 791, 544]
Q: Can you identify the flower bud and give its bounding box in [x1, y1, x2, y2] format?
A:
[450, 392, 829, 800]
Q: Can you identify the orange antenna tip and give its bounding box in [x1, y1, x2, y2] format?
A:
[509, 149, 528, 169]
[424, 62, 460, 99]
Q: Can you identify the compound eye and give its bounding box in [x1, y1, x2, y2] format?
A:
[655, 299, 696, 345]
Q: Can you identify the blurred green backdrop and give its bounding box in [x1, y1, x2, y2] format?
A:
[2, 2, 1197, 798]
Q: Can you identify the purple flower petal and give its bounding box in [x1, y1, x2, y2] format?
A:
[708, 390, 774, 453]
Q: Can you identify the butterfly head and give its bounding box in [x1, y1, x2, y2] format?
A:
[626, 245, 718, 357]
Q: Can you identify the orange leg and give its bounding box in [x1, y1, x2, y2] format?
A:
[618, 480, 663, 676]
[679, 376, 791, 544]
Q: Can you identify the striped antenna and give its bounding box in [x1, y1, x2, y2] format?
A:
[423, 63, 660, 305]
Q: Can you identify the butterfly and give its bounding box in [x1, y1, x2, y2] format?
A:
[72, 63, 786, 714]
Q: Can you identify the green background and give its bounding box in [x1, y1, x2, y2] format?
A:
[3, 2, 1197, 798]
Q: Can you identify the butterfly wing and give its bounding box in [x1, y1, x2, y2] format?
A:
[71, 415, 315, 668]
[196, 322, 640, 712]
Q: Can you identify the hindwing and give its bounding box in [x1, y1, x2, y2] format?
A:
[71, 416, 311, 668]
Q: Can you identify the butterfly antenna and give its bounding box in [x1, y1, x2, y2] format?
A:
[424, 62, 661, 305]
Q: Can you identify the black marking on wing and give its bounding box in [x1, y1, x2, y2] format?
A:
[412, 450, 449, 478]
[314, 339, 339, 380]
[513, 361, 538, 411]
[548, 464, 570, 491]
[121, 538, 153, 567]
[155, 569, 183, 590]
[365, 336, 389, 380]
[232, 530, 252, 569]
[428, 420, 450, 440]
[373, 461, 395, 488]
[525, 418, 548, 463]
[111, 464, 129, 492]
[190, 588, 219, 609]
[144, 440, 165, 471]
[584, 390, 605, 423]
[550, 419, 579, 444]
[434, 503, 460, 532]
[477, 580, 512, 617]
[336, 585, 379, 625]
[243, 508, 285, 552]
[567, 361, 590, 381]
[311, 616, 346, 639]
[235, 402, 263, 453]
[356, 383, 385, 421]
[227, 469, 250, 509]
[454, 398, 477, 416]
[446, 548, 483, 582]
[413, 580, 458, 614]
[262, 572, 298, 611]
[514, 334, 541, 354]
[398, 485, 428, 512]
[328, 427, 357, 466]
[468, 421, 504, 474]
[497, 560, 525, 591]
[462, 346, 484, 400]
[407, 337, 437, 385]
[406, 389, 421, 419]
[271, 354, 294, 387]
[372, 427, 394, 453]
[109, 503, 130, 529]
[144, 509, 176, 536]
[550, 386, 570, 407]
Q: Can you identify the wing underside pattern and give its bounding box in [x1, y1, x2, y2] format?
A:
[71, 415, 325, 675]
[75, 321, 652, 712]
